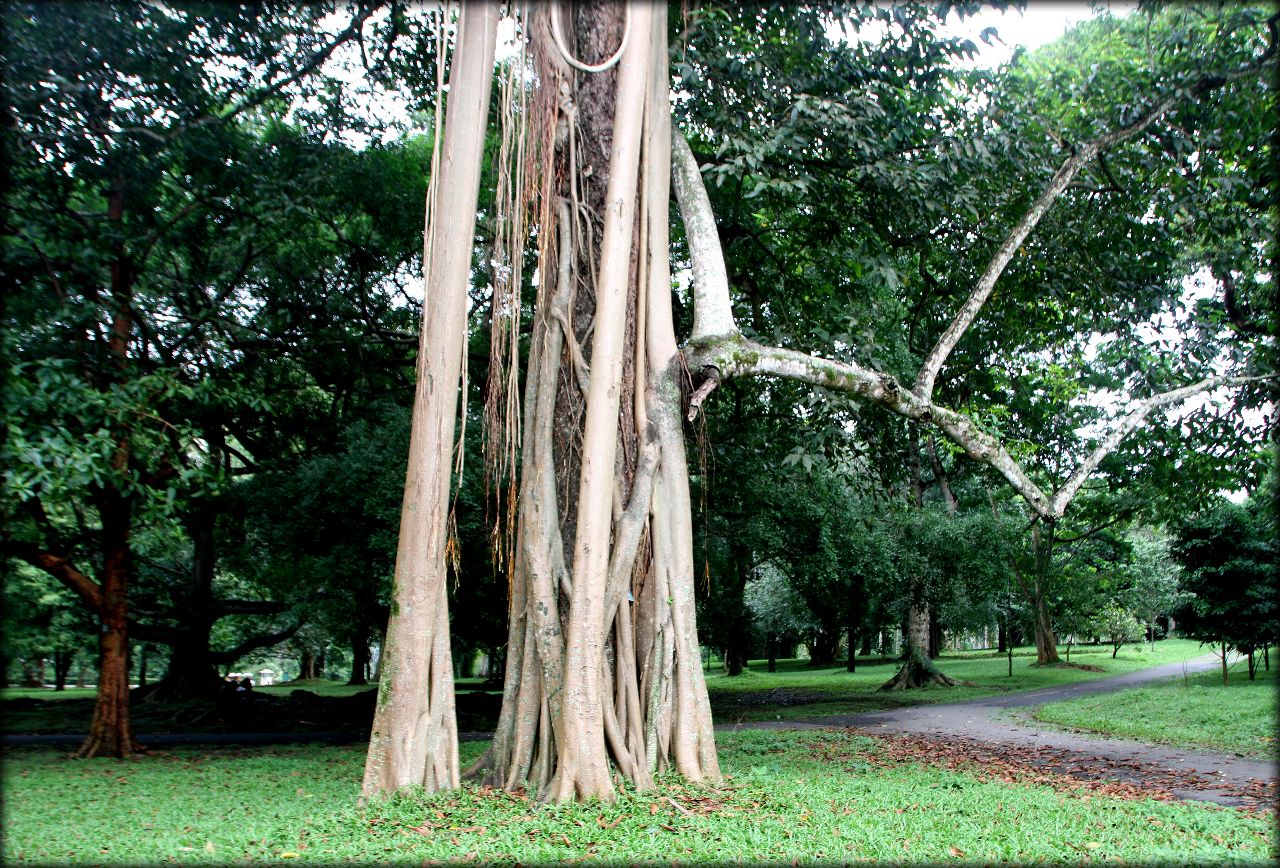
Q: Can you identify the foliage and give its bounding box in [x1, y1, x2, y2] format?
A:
[1172, 496, 1278, 659]
[1089, 603, 1146, 658]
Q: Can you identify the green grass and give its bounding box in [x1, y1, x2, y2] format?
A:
[4, 729, 1273, 864]
[707, 638, 1210, 722]
[1033, 665, 1279, 758]
[0, 687, 97, 701]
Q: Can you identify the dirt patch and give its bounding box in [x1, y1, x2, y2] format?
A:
[811, 730, 1277, 816]
[722, 688, 838, 708]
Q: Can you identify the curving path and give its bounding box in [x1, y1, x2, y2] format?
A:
[720, 655, 1278, 807]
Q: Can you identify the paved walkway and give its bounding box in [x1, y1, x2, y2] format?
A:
[719, 655, 1278, 807]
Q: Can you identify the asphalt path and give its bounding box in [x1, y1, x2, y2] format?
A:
[720, 654, 1278, 806]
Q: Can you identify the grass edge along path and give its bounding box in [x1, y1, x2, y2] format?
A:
[1031, 666, 1279, 759]
[3, 729, 1275, 864]
[706, 638, 1213, 723]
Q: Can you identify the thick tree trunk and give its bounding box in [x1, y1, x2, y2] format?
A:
[361, 3, 498, 801]
[1032, 592, 1061, 665]
[1027, 521, 1062, 665]
[299, 650, 316, 680]
[470, 4, 718, 802]
[880, 599, 965, 690]
[882, 426, 964, 689]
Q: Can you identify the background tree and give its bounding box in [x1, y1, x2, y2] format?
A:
[1173, 495, 1278, 683]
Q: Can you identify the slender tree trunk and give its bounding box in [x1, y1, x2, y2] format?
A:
[846, 573, 862, 672]
[1221, 636, 1229, 685]
[997, 620, 1007, 653]
[361, 3, 498, 801]
[78, 486, 137, 758]
[348, 625, 370, 686]
[53, 650, 72, 691]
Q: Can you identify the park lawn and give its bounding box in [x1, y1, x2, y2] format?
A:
[3, 729, 1273, 865]
[706, 638, 1210, 722]
[1033, 666, 1278, 758]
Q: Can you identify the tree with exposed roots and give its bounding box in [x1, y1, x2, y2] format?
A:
[363, 2, 1275, 800]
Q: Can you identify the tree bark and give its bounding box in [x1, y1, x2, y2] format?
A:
[361, 2, 498, 801]
[348, 625, 370, 686]
[77, 484, 137, 758]
[470, 4, 718, 802]
[53, 650, 73, 691]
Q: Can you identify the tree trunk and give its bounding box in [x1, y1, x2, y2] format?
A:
[1221, 635, 1229, 685]
[137, 644, 148, 688]
[77, 486, 137, 758]
[997, 620, 1007, 653]
[52, 650, 72, 691]
[1247, 649, 1255, 681]
[880, 599, 965, 690]
[299, 650, 314, 680]
[882, 425, 964, 689]
[348, 626, 370, 686]
[1028, 521, 1062, 665]
[469, 4, 718, 802]
[846, 572, 863, 672]
[361, 3, 498, 801]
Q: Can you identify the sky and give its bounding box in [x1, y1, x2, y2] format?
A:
[945, 1, 1139, 66]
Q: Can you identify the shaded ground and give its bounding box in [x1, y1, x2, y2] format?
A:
[1, 684, 501, 743]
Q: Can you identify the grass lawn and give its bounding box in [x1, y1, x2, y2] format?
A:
[707, 638, 1210, 722]
[1033, 666, 1279, 758]
[4, 729, 1273, 864]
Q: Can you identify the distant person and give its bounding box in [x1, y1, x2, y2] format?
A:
[216, 676, 238, 720]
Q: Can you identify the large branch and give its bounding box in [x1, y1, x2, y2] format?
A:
[1046, 374, 1270, 515]
[911, 94, 1177, 402]
[672, 130, 1273, 520]
[671, 130, 739, 342]
[685, 335, 1056, 515]
[208, 622, 303, 665]
[4, 540, 103, 614]
[213, 599, 291, 618]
